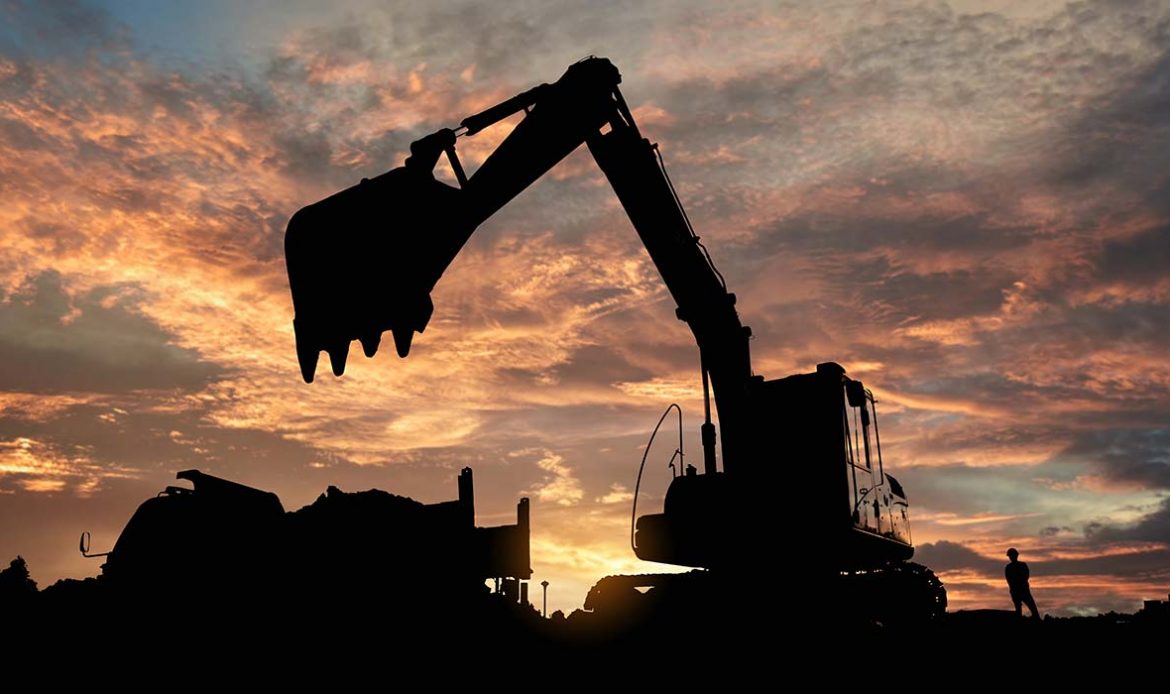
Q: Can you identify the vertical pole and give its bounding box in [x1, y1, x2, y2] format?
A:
[517, 497, 531, 579]
[700, 361, 717, 475]
[458, 467, 475, 527]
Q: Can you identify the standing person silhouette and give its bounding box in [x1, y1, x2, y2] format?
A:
[1005, 548, 1040, 619]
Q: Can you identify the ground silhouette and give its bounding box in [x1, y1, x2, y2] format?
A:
[3, 470, 1167, 673]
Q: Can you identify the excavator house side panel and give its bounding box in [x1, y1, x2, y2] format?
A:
[745, 372, 850, 552]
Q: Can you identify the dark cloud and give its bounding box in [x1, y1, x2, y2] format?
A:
[549, 345, 655, 386]
[743, 209, 1031, 265]
[0, 114, 47, 151]
[728, 213, 1025, 334]
[1095, 224, 1170, 285]
[271, 129, 335, 179]
[23, 221, 87, 257]
[917, 538, 1170, 580]
[1088, 497, 1170, 544]
[1065, 429, 1170, 490]
[1046, 47, 1170, 188]
[1052, 303, 1170, 350]
[0, 273, 223, 393]
[916, 540, 1001, 575]
[1035, 547, 1170, 577]
[374, 0, 656, 79]
[0, 0, 128, 59]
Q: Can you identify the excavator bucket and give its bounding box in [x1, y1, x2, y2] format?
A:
[285, 166, 467, 382]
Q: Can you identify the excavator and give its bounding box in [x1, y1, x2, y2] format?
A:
[285, 57, 946, 624]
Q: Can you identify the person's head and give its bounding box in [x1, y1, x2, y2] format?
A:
[1006, 547, 1019, 560]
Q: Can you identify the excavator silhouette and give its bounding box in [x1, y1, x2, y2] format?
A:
[286, 57, 946, 624]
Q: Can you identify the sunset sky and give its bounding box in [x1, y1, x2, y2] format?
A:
[2, 0, 1168, 616]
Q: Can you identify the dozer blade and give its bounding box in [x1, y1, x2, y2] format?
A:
[284, 166, 466, 382]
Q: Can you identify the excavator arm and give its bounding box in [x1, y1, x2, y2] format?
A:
[285, 57, 751, 473]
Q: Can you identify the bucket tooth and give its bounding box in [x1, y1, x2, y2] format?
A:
[360, 332, 381, 358]
[392, 327, 414, 358]
[294, 319, 320, 383]
[328, 341, 350, 376]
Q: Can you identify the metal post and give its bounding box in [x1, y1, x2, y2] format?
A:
[458, 467, 475, 527]
[541, 580, 549, 617]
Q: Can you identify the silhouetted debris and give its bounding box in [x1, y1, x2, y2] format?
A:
[1138, 595, 1169, 621]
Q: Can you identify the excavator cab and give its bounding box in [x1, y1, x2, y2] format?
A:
[842, 375, 912, 549]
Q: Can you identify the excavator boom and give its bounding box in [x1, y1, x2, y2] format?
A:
[286, 57, 748, 471]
